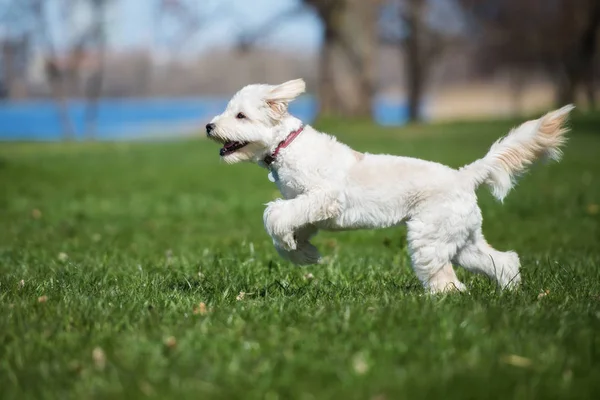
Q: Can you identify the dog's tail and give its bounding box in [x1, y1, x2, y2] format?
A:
[459, 104, 574, 201]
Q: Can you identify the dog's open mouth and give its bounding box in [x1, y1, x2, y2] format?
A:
[220, 141, 248, 156]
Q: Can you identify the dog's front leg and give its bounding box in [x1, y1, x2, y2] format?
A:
[273, 225, 321, 265]
[263, 191, 340, 251]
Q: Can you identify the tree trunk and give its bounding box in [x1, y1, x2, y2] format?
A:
[582, 0, 599, 109]
[555, 0, 599, 107]
[509, 69, 526, 117]
[2, 37, 30, 100]
[45, 60, 75, 140]
[84, 1, 107, 140]
[34, 0, 75, 140]
[556, 66, 578, 106]
[316, 0, 376, 118]
[403, 0, 426, 123]
[585, 67, 596, 109]
[318, 26, 338, 115]
[405, 53, 423, 122]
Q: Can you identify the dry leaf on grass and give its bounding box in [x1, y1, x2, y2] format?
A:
[92, 347, 106, 370]
[193, 302, 208, 315]
[139, 381, 155, 396]
[352, 353, 369, 375]
[501, 354, 532, 368]
[164, 336, 177, 349]
[538, 289, 550, 299]
[587, 204, 599, 215]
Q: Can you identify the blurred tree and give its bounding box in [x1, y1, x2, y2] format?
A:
[0, 36, 30, 100]
[0, 0, 116, 139]
[238, 0, 379, 119]
[83, 0, 109, 140]
[305, 0, 377, 118]
[32, 0, 76, 140]
[380, 0, 458, 122]
[0, 1, 32, 100]
[156, 0, 217, 55]
[459, 0, 600, 109]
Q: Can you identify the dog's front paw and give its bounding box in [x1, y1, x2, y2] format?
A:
[264, 201, 292, 244]
[274, 240, 321, 265]
[325, 199, 342, 219]
[276, 231, 297, 251]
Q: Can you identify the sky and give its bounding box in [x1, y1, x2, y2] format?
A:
[0, 0, 464, 56]
[0, 0, 322, 55]
[111, 0, 323, 54]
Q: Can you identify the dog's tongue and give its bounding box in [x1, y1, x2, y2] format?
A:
[219, 140, 248, 156]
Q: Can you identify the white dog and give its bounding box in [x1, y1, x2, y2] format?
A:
[206, 78, 573, 293]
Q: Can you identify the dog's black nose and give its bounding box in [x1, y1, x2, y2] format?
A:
[206, 123, 215, 135]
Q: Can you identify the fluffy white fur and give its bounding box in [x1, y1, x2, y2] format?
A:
[207, 79, 574, 293]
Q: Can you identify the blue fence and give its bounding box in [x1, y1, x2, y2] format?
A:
[0, 96, 411, 140]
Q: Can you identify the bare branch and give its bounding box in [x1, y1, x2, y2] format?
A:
[84, 0, 109, 139]
[235, 4, 309, 52]
[30, 0, 75, 139]
[157, 0, 226, 56]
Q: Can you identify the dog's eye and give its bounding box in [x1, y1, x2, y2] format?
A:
[236, 112, 246, 119]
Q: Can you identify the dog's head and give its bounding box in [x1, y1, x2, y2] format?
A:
[206, 79, 305, 164]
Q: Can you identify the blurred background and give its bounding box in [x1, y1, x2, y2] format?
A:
[0, 0, 598, 140]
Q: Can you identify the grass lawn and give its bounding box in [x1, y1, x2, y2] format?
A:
[1, 112, 600, 399]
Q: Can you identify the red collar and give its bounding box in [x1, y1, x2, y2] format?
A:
[263, 125, 304, 166]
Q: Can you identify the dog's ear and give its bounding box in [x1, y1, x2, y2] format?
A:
[266, 79, 305, 117]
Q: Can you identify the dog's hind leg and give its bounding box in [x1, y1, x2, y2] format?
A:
[453, 232, 521, 289]
[424, 263, 465, 293]
[406, 218, 467, 293]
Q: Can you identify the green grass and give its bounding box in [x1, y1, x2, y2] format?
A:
[1, 113, 600, 399]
